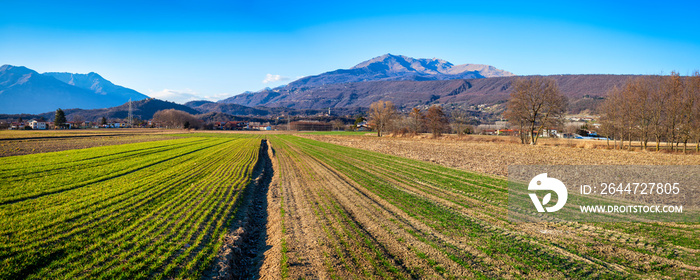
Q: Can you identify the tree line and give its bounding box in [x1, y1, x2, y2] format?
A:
[367, 77, 568, 140]
[152, 109, 201, 129]
[600, 72, 700, 152]
[501, 73, 700, 151]
[368, 101, 475, 138]
[369, 72, 700, 153]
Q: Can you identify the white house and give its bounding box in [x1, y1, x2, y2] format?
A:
[27, 120, 47, 130]
[109, 122, 126, 128]
[542, 129, 559, 138]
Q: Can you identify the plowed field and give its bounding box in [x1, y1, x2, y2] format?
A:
[261, 135, 699, 279]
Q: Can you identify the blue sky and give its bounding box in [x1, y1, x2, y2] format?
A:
[2, 0, 699, 103]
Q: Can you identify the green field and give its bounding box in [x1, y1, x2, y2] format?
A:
[0, 134, 261, 279]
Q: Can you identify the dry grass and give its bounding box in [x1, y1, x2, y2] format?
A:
[302, 134, 700, 177]
[0, 129, 183, 157]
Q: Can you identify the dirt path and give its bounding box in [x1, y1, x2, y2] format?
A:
[270, 141, 331, 279]
[206, 139, 273, 279]
[259, 143, 283, 280]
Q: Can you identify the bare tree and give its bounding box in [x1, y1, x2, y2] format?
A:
[691, 72, 700, 152]
[332, 119, 345, 131]
[662, 72, 685, 151]
[504, 77, 567, 145]
[505, 106, 529, 144]
[425, 105, 450, 137]
[71, 115, 85, 128]
[680, 71, 700, 152]
[628, 77, 654, 150]
[369, 101, 398, 137]
[618, 81, 639, 150]
[450, 110, 470, 136]
[647, 76, 667, 151]
[407, 108, 424, 134]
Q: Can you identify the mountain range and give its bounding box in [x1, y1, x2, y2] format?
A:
[0, 65, 148, 114]
[0, 98, 354, 124]
[2, 54, 644, 119]
[221, 54, 635, 114]
[224, 75, 637, 114]
[286, 54, 514, 87]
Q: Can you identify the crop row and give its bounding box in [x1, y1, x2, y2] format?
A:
[0, 135, 262, 279]
[270, 136, 421, 279]
[270, 135, 699, 279]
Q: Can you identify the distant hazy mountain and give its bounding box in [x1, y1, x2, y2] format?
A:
[44, 72, 148, 101]
[79, 98, 199, 121]
[287, 54, 514, 87]
[183, 100, 364, 117]
[184, 101, 271, 116]
[0, 65, 148, 114]
[0, 97, 359, 124]
[0, 98, 200, 122]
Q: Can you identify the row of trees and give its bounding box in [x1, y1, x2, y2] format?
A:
[600, 72, 700, 152]
[54, 108, 123, 128]
[501, 73, 700, 151]
[152, 109, 201, 129]
[368, 101, 454, 137]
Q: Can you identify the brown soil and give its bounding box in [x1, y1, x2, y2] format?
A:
[0, 129, 182, 156]
[269, 141, 332, 279]
[206, 140, 273, 279]
[259, 143, 283, 280]
[280, 135, 700, 278]
[258, 137, 507, 278]
[302, 134, 700, 177]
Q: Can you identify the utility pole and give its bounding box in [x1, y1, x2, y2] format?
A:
[128, 98, 133, 128]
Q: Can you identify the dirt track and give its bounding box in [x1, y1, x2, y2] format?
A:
[207, 140, 273, 279]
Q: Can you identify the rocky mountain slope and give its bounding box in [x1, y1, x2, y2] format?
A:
[286, 54, 514, 87]
[222, 74, 637, 114]
[0, 65, 148, 114]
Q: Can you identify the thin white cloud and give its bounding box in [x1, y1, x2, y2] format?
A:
[206, 92, 234, 101]
[262, 73, 290, 84]
[148, 89, 232, 104]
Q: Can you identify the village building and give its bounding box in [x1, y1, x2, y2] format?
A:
[27, 120, 47, 130]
